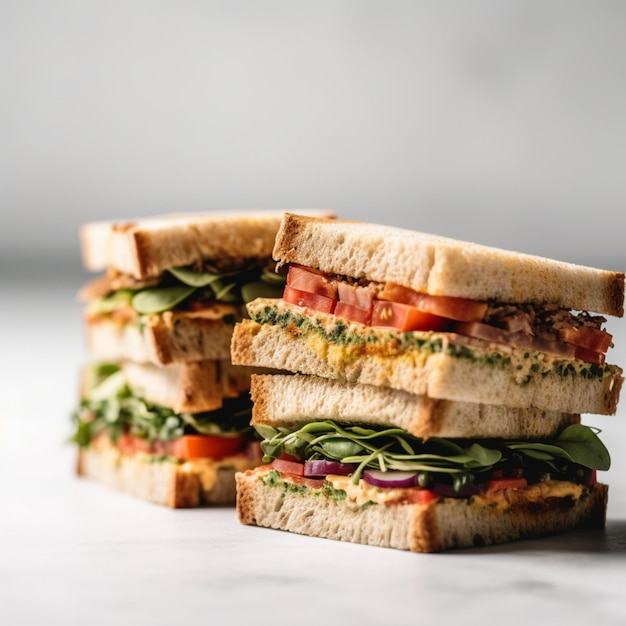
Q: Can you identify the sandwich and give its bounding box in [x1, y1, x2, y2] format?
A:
[73, 361, 260, 508]
[78, 210, 306, 365]
[232, 213, 624, 551]
[72, 209, 333, 507]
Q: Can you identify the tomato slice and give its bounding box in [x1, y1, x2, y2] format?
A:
[165, 434, 246, 461]
[284, 473, 327, 489]
[486, 477, 528, 492]
[287, 265, 338, 299]
[371, 300, 450, 332]
[116, 433, 246, 460]
[558, 326, 612, 353]
[378, 283, 487, 322]
[283, 285, 336, 313]
[271, 458, 305, 476]
[405, 488, 438, 505]
[574, 346, 606, 365]
[334, 301, 372, 325]
[117, 434, 151, 455]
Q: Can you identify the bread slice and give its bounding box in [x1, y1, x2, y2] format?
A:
[120, 359, 256, 414]
[250, 374, 579, 440]
[81, 210, 335, 279]
[231, 301, 623, 415]
[273, 213, 625, 316]
[84, 308, 237, 365]
[236, 466, 608, 552]
[77, 439, 259, 508]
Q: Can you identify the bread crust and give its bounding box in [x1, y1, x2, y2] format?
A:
[273, 213, 625, 317]
[231, 306, 623, 415]
[250, 374, 580, 439]
[120, 359, 252, 414]
[80, 210, 335, 279]
[85, 313, 236, 365]
[76, 443, 259, 508]
[236, 468, 608, 552]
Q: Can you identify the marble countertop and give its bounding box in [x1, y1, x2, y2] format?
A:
[2, 282, 626, 626]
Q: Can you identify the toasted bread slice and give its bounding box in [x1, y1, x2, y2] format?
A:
[81, 210, 335, 279]
[249, 374, 579, 440]
[118, 359, 257, 414]
[273, 213, 624, 316]
[77, 440, 259, 508]
[84, 307, 237, 365]
[236, 467, 608, 552]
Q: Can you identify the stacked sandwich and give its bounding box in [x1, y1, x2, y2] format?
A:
[71, 210, 331, 507]
[232, 213, 624, 552]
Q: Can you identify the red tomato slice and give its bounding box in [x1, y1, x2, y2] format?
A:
[118, 434, 151, 455]
[283, 285, 337, 313]
[287, 265, 338, 299]
[371, 300, 450, 332]
[271, 458, 305, 476]
[117, 433, 246, 460]
[405, 488, 438, 505]
[574, 346, 606, 365]
[334, 301, 372, 325]
[166, 434, 246, 461]
[284, 473, 327, 489]
[486, 477, 528, 492]
[558, 326, 612, 353]
[378, 283, 487, 322]
[117, 434, 134, 454]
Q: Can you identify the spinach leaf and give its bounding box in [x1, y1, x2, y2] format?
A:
[87, 289, 135, 315]
[254, 419, 609, 485]
[509, 424, 610, 471]
[556, 424, 611, 470]
[132, 285, 196, 314]
[167, 266, 230, 288]
[70, 364, 252, 448]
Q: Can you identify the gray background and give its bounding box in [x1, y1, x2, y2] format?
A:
[2, 1, 625, 284]
[3, 6, 626, 624]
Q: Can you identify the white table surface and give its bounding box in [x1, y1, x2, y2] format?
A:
[2, 280, 626, 626]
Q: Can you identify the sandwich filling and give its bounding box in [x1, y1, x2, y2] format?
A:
[81, 260, 286, 325]
[277, 265, 614, 366]
[247, 299, 618, 386]
[71, 363, 260, 467]
[249, 420, 609, 508]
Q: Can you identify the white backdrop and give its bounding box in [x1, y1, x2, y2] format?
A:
[2, 1, 625, 278]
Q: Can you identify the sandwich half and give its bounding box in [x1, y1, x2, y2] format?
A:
[73, 209, 333, 506]
[80, 210, 333, 365]
[73, 362, 262, 508]
[237, 374, 608, 552]
[232, 214, 624, 551]
[232, 213, 624, 415]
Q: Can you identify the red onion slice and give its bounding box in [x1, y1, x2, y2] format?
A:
[304, 459, 356, 477]
[363, 469, 419, 488]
